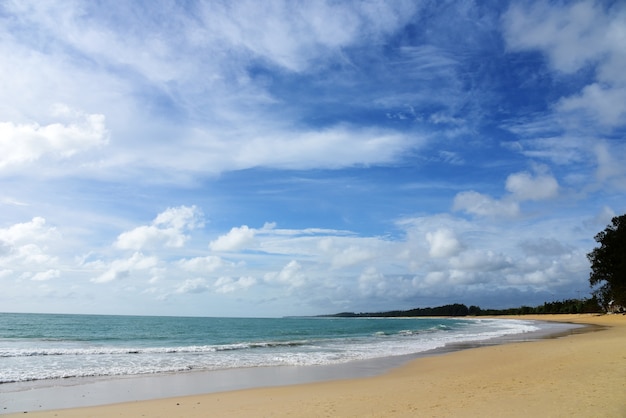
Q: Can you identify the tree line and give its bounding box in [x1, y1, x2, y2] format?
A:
[323, 298, 603, 318]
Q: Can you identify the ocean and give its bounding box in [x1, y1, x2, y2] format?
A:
[0, 312, 550, 385]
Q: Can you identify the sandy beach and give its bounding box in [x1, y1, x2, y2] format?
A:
[4, 314, 625, 417]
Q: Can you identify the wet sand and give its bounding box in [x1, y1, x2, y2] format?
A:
[3, 314, 625, 417]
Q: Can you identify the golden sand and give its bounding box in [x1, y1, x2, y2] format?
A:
[6, 314, 625, 417]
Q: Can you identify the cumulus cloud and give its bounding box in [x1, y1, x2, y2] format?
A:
[426, 228, 463, 258]
[303, 232, 392, 271]
[394, 211, 591, 305]
[178, 256, 224, 273]
[209, 225, 256, 252]
[154, 206, 204, 230]
[264, 260, 306, 288]
[214, 276, 256, 294]
[505, 171, 559, 201]
[115, 206, 203, 250]
[503, 1, 616, 73]
[453, 191, 519, 218]
[0, 107, 108, 171]
[91, 252, 159, 283]
[329, 244, 376, 269]
[454, 168, 559, 218]
[0, 217, 60, 274]
[175, 278, 210, 294]
[557, 83, 626, 128]
[0, 217, 57, 244]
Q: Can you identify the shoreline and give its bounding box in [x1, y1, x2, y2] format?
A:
[0, 317, 578, 413]
[2, 314, 625, 417]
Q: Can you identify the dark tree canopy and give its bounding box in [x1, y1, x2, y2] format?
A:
[587, 214, 626, 308]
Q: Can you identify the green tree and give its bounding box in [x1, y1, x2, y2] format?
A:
[587, 214, 626, 308]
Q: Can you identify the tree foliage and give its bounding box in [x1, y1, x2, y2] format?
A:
[587, 214, 626, 308]
[473, 297, 602, 315]
[323, 298, 602, 317]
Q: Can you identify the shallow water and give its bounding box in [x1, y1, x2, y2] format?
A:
[0, 313, 541, 384]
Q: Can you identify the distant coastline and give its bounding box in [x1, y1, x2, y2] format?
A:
[321, 298, 604, 318]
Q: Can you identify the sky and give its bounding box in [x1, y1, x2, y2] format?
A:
[1, 0, 625, 317]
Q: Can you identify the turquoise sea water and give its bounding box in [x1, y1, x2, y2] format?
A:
[0, 313, 541, 384]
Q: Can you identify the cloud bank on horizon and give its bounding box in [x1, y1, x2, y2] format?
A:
[1, 0, 625, 317]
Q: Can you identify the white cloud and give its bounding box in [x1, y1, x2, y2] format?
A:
[195, 0, 418, 73]
[557, 84, 626, 128]
[230, 126, 413, 171]
[154, 206, 204, 230]
[503, 1, 609, 73]
[501, 1, 626, 200]
[115, 226, 186, 251]
[91, 252, 159, 283]
[453, 191, 519, 218]
[115, 206, 203, 250]
[214, 276, 256, 294]
[209, 225, 256, 252]
[331, 246, 375, 269]
[503, 136, 587, 166]
[0, 197, 29, 207]
[454, 168, 559, 219]
[395, 212, 592, 303]
[450, 250, 510, 272]
[503, 1, 626, 129]
[178, 256, 224, 273]
[175, 278, 210, 294]
[0, 108, 108, 171]
[505, 171, 559, 201]
[13, 244, 58, 266]
[31, 269, 61, 281]
[354, 268, 418, 302]
[0, 217, 56, 244]
[155, 126, 416, 178]
[323, 240, 377, 269]
[0, 209, 596, 313]
[593, 142, 626, 189]
[358, 266, 387, 297]
[264, 260, 306, 288]
[0, 217, 61, 273]
[426, 229, 463, 258]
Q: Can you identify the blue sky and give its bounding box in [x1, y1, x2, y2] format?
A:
[1, 0, 625, 317]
